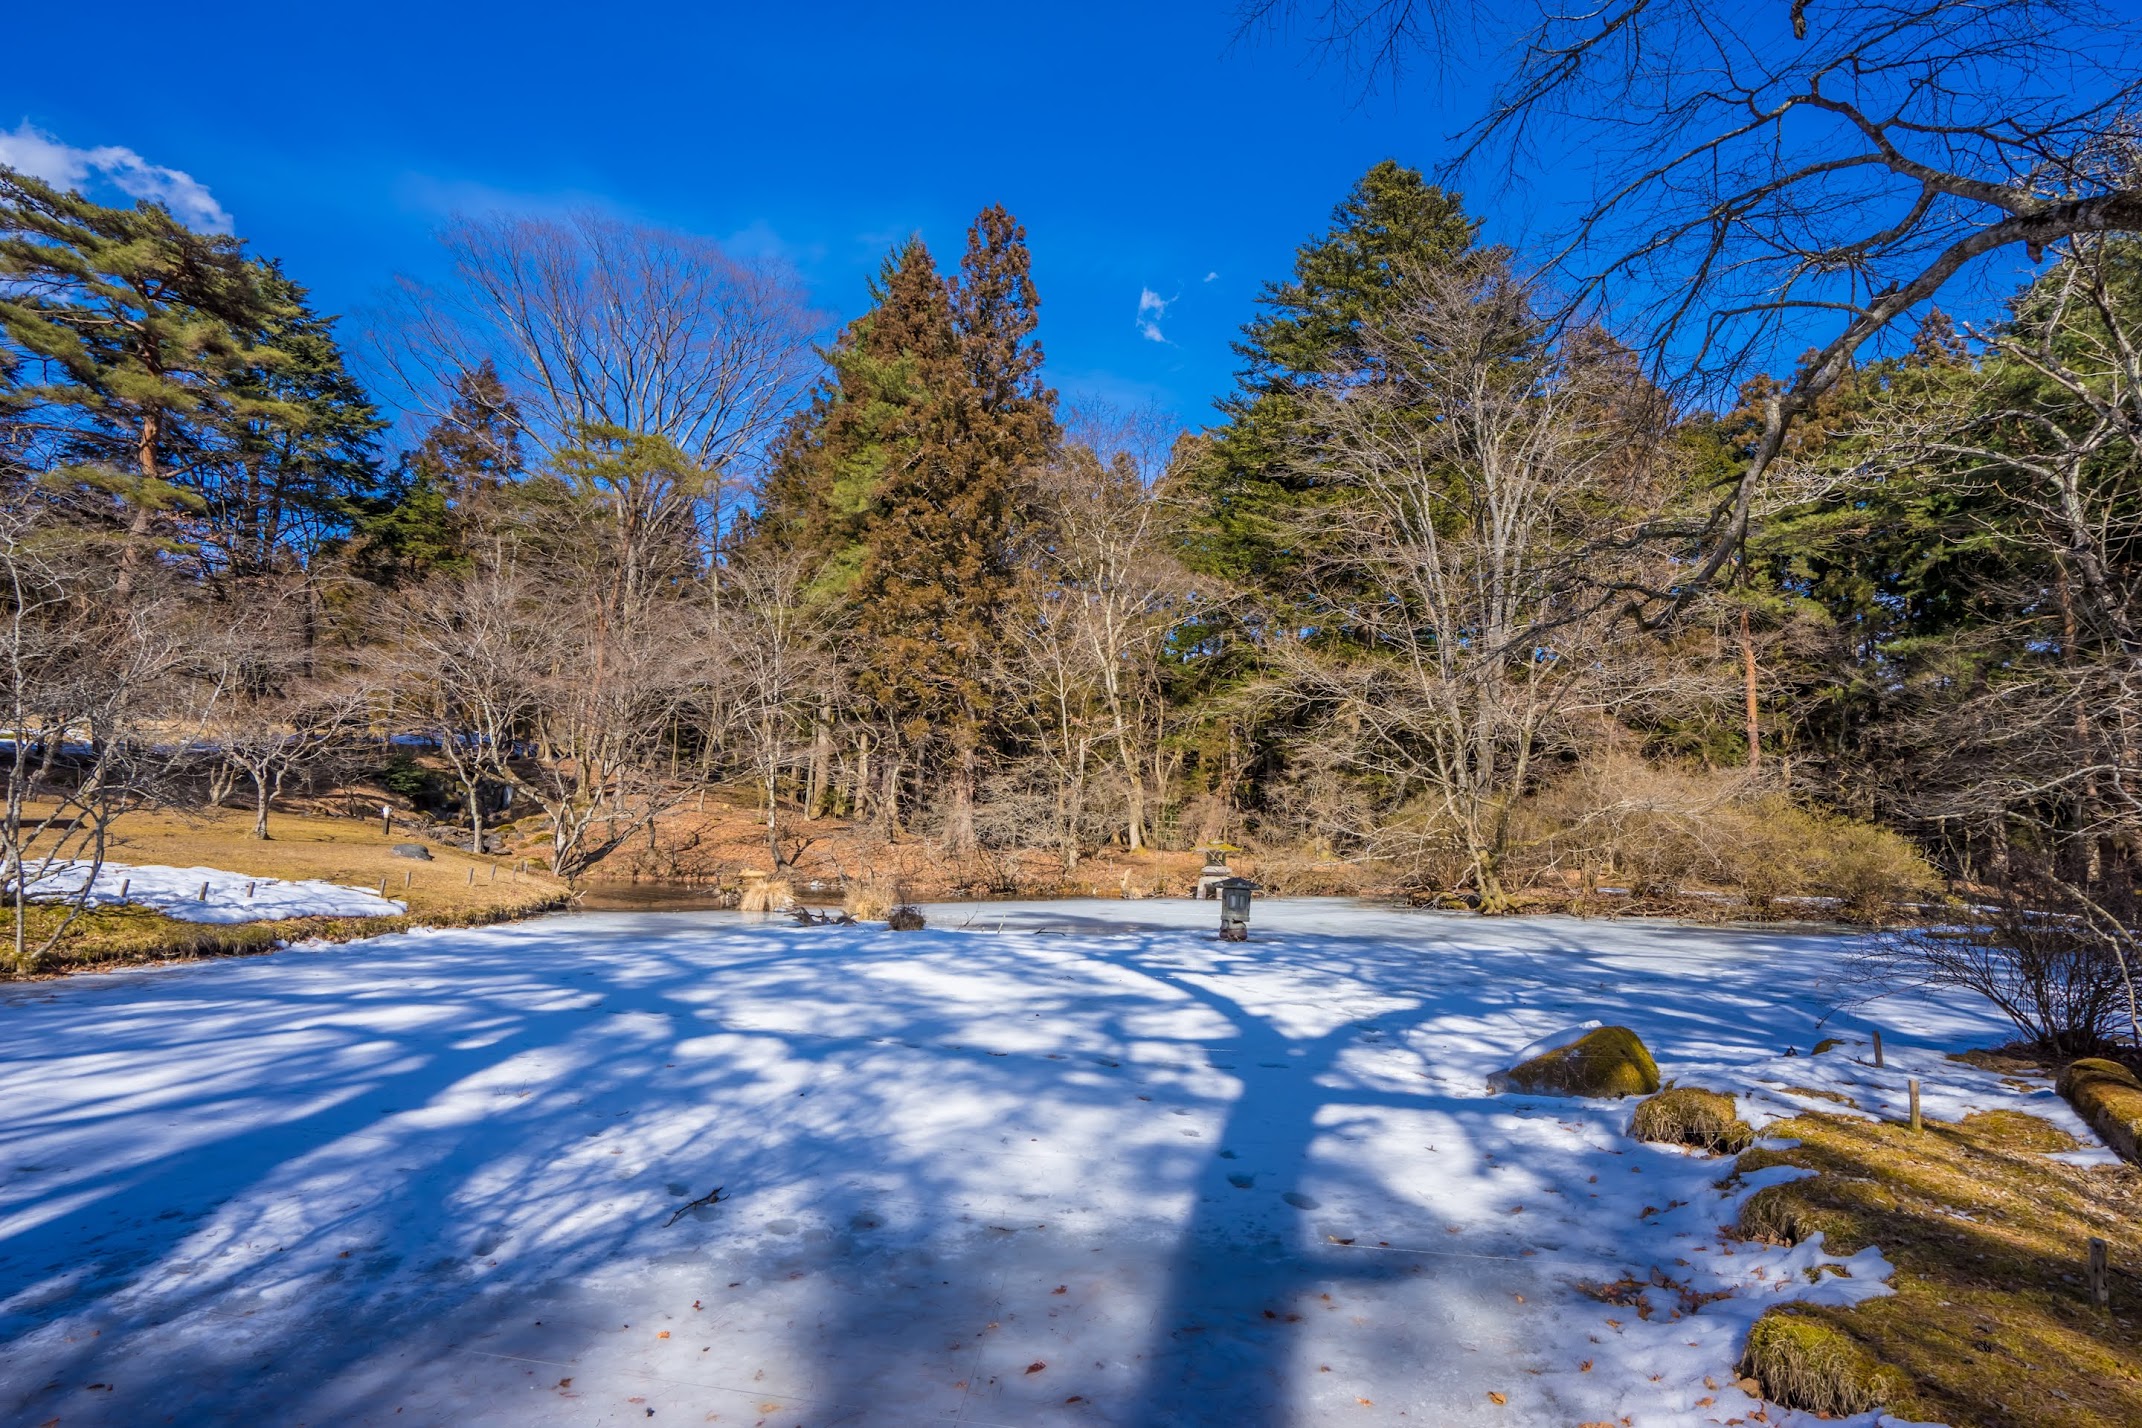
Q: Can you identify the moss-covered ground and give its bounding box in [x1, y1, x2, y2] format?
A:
[1731, 1106, 2142, 1426]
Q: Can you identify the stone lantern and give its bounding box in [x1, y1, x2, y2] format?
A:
[1195, 843, 1242, 899]
[1215, 876, 1258, 941]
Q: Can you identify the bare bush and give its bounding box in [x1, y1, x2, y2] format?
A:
[1857, 861, 2139, 1056]
[1276, 258, 1668, 906]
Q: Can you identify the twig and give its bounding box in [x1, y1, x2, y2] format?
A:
[664, 1185, 723, 1228]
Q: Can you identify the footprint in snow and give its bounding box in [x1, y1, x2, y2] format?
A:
[1282, 1192, 1320, 1210]
[1227, 1173, 1256, 1190]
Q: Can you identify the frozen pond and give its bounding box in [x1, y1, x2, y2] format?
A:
[0, 899, 2078, 1425]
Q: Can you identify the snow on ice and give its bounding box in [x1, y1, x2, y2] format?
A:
[0, 898, 2094, 1425]
[21, 859, 405, 923]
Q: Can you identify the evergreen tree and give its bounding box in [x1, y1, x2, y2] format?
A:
[0, 166, 296, 595]
[347, 363, 524, 586]
[194, 261, 383, 580]
[753, 238, 953, 599]
[1182, 160, 1479, 595]
[851, 206, 1057, 845]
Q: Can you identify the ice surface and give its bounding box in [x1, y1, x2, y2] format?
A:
[0, 897, 2088, 1425]
[21, 859, 405, 923]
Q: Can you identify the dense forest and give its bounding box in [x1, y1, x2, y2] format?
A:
[6, 15, 2142, 980]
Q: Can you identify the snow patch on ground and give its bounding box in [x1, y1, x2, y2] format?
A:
[22, 859, 405, 923]
[0, 898, 2094, 1425]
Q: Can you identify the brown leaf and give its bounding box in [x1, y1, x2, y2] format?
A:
[656, 1331, 669, 1339]
[1579, 1360, 1592, 1372]
[1052, 1285, 1067, 1295]
[1025, 1361, 1047, 1374]
[1488, 1390, 1508, 1405]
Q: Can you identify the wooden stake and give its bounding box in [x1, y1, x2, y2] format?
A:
[466, 866, 474, 886]
[489, 864, 497, 883]
[377, 877, 388, 897]
[1909, 1077, 1922, 1132]
[403, 870, 412, 888]
[198, 881, 209, 901]
[119, 877, 130, 900]
[1873, 1029, 1884, 1067]
[2090, 1237, 2111, 1310]
[246, 881, 255, 899]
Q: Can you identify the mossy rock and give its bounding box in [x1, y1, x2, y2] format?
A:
[1630, 1086, 1754, 1153]
[1490, 1026, 1660, 1098]
[1741, 1309, 1909, 1417]
[2057, 1057, 2142, 1164]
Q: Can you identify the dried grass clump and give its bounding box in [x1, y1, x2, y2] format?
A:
[1629, 1086, 1754, 1153]
[886, 904, 926, 932]
[738, 872, 795, 914]
[843, 880, 895, 921]
[1740, 1310, 1907, 1418]
[1737, 1183, 1819, 1245]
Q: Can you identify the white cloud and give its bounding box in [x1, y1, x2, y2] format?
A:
[1204, 270, 1219, 282]
[1136, 286, 1174, 344]
[0, 120, 231, 231]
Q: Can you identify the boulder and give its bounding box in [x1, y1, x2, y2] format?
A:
[2057, 1057, 2142, 1163]
[1489, 1025, 1660, 1098]
[390, 843, 433, 861]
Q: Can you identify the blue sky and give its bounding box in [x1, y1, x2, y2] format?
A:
[4, 1, 1508, 441]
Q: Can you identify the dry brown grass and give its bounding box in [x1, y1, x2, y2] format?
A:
[1730, 1106, 2142, 1426]
[1629, 1086, 1755, 1153]
[12, 806, 570, 976]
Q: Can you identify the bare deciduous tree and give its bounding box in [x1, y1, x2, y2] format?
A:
[708, 548, 839, 869]
[1246, 0, 2142, 605]
[1, 506, 189, 968]
[1278, 259, 1668, 905]
[380, 211, 820, 541]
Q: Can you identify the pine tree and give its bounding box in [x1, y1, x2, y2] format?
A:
[347, 363, 524, 586]
[754, 238, 955, 599]
[0, 166, 296, 596]
[1182, 160, 1479, 595]
[197, 261, 383, 580]
[850, 207, 1057, 847]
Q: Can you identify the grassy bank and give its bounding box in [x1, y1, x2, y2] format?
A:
[9, 807, 571, 976]
[1730, 1103, 2142, 1426]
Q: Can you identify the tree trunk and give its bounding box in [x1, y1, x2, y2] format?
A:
[1741, 607, 1760, 770]
[805, 700, 832, 820]
[114, 408, 164, 604]
[945, 743, 978, 854]
[465, 778, 486, 858]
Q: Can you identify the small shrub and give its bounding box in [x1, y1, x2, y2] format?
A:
[1490, 1026, 1660, 1098]
[1740, 1310, 1907, 1417]
[886, 904, 926, 931]
[1858, 863, 2136, 1059]
[1630, 1086, 1754, 1153]
[376, 752, 440, 804]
